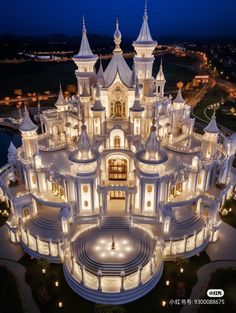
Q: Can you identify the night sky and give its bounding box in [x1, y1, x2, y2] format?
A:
[1, 0, 236, 38]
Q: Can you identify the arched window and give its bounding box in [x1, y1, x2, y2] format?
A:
[114, 136, 121, 148]
[22, 207, 30, 218]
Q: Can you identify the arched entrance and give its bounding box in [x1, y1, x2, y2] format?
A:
[22, 207, 30, 218]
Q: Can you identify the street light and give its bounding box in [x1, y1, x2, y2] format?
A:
[162, 300, 167, 307]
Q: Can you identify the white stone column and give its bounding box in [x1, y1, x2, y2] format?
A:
[193, 231, 197, 249]
[150, 258, 153, 275]
[138, 265, 142, 286]
[26, 230, 30, 246]
[183, 235, 187, 253]
[97, 269, 102, 291]
[120, 270, 125, 291]
[36, 235, 39, 252]
[48, 239, 52, 256]
[78, 264, 84, 285]
[169, 238, 173, 255]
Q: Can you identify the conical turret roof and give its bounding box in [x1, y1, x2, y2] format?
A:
[55, 84, 68, 107]
[97, 58, 105, 86]
[133, 2, 156, 45]
[130, 83, 144, 112]
[74, 17, 97, 60]
[174, 88, 185, 104]
[91, 84, 105, 111]
[156, 59, 166, 81]
[204, 111, 220, 134]
[19, 106, 38, 133]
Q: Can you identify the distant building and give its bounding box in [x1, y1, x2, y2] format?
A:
[1, 5, 236, 305]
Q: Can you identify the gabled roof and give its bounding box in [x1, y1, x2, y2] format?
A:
[156, 59, 166, 81]
[133, 3, 156, 45]
[19, 106, 38, 133]
[73, 17, 97, 59]
[174, 88, 185, 103]
[104, 53, 132, 87]
[204, 112, 220, 134]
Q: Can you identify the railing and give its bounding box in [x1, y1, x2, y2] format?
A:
[65, 248, 163, 293]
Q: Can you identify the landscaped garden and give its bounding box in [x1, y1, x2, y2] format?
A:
[220, 198, 236, 229]
[19, 252, 211, 313]
[198, 268, 236, 313]
[0, 266, 24, 313]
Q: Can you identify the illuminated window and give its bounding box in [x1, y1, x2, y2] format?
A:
[83, 185, 88, 193]
[32, 175, 36, 184]
[114, 136, 121, 148]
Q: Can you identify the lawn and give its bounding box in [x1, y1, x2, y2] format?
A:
[19, 252, 210, 313]
[0, 200, 10, 226]
[193, 86, 227, 122]
[220, 198, 236, 229]
[0, 266, 24, 313]
[198, 268, 236, 313]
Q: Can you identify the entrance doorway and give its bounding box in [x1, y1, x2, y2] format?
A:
[108, 190, 126, 213]
[109, 190, 125, 199]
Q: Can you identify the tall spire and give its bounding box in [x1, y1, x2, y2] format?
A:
[19, 105, 38, 133]
[91, 84, 105, 111]
[74, 16, 96, 58]
[134, 1, 156, 44]
[97, 57, 105, 86]
[130, 82, 144, 112]
[156, 58, 166, 81]
[55, 83, 68, 108]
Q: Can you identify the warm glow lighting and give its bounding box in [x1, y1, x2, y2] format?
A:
[180, 267, 184, 273]
[42, 268, 46, 274]
[100, 253, 106, 258]
[58, 302, 63, 308]
[55, 281, 59, 287]
[100, 239, 105, 244]
[118, 253, 124, 258]
[95, 246, 101, 251]
[165, 280, 170, 286]
[162, 301, 166, 307]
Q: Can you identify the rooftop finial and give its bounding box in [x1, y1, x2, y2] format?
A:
[82, 15, 86, 31]
[144, 0, 148, 19]
[116, 17, 119, 30]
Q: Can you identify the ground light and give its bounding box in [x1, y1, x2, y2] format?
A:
[58, 302, 63, 308]
[42, 268, 46, 274]
[180, 267, 184, 273]
[165, 280, 170, 286]
[55, 281, 59, 287]
[161, 300, 166, 307]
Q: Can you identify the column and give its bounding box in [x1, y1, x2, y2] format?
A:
[150, 258, 153, 275]
[97, 269, 102, 291]
[48, 239, 52, 256]
[138, 265, 142, 286]
[26, 230, 30, 246]
[183, 235, 187, 253]
[36, 235, 39, 252]
[71, 256, 74, 274]
[169, 238, 173, 255]
[120, 270, 125, 291]
[80, 265, 85, 285]
[193, 231, 197, 249]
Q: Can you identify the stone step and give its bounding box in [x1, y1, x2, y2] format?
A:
[101, 217, 130, 229]
[170, 215, 200, 230]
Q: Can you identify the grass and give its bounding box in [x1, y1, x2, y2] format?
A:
[0, 201, 10, 226]
[0, 266, 24, 313]
[198, 268, 236, 313]
[220, 198, 236, 229]
[19, 252, 210, 313]
[193, 86, 227, 122]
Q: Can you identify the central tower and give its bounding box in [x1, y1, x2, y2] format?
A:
[133, 3, 157, 97]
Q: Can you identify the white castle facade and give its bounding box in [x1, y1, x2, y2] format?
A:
[1, 7, 236, 304]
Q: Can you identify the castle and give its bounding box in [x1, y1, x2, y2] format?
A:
[1, 5, 236, 304]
